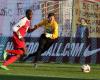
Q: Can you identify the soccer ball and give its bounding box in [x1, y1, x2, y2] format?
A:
[81, 64, 91, 73]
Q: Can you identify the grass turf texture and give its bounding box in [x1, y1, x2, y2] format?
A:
[0, 62, 100, 80]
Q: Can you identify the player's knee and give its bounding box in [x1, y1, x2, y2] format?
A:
[16, 54, 21, 58]
[18, 49, 24, 55]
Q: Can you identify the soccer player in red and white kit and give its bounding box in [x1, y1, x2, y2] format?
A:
[0, 9, 33, 70]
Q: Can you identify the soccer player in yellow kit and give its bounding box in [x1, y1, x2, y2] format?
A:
[23, 13, 58, 65]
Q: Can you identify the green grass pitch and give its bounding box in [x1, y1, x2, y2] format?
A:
[0, 62, 100, 80]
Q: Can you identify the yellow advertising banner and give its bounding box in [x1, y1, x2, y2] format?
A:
[72, 0, 100, 37]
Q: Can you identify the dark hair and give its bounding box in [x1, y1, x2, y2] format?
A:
[80, 18, 87, 23]
[26, 9, 32, 16]
[48, 13, 55, 18]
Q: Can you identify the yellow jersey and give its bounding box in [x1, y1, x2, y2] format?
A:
[37, 19, 58, 39]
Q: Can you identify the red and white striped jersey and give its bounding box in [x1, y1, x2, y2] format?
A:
[13, 17, 30, 37]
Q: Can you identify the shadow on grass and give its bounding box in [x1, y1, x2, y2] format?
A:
[0, 74, 95, 80]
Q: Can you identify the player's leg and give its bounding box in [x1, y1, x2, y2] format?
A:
[32, 38, 55, 68]
[22, 34, 47, 61]
[0, 55, 20, 70]
[33, 38, 55, 63]
[3, 50, 8, 60]
[22, 52, 37, 61]
[6, 49, 24, 55]
[3, 35, 25, 60]
[0, 37, 26, 70]
[42, 38, 55, 53]
[3, 48, 24, 60]
[0, 48, 25, 70]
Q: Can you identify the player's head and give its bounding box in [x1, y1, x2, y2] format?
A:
[26, 9, 33, 20]
[80, 18, 87, 25]
[48, 13, 55, 23]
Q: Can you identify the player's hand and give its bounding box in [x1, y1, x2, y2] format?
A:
[18, 35, 22, 39]
[17, 31, 23, 40]
[27, 25, 38, 33]
[45, 33, 52, 38]
[19, 38, 24, 41]
[18, 35, 24, 41]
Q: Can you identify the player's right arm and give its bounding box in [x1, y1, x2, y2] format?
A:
[27, 19, 45, 33]
[13, 17, 26, 39]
